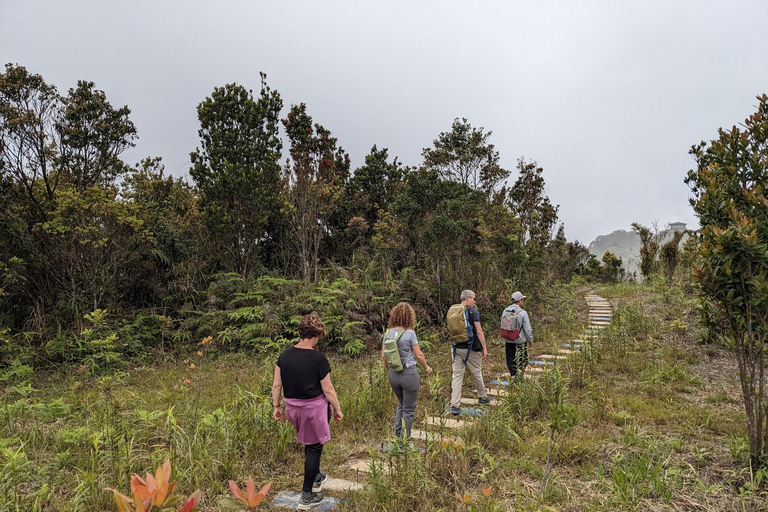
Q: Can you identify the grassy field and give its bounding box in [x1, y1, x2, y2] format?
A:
[1, 280, 762, 511]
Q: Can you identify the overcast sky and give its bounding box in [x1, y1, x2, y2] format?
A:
[2, 1, 767, 244]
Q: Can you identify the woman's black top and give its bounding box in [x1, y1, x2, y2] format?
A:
[276, 346, 331, 399]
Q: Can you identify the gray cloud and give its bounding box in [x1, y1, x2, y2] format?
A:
[2, 0, 766, 243]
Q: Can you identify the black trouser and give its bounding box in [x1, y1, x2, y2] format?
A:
[302, 443, 324, 492]
[505, 342, 528, 377]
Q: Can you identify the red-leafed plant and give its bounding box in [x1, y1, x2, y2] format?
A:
[105, 460, 200, 512]
[220, 478, 271, 510]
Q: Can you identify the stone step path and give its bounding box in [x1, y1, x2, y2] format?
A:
[288, 293, 613, 509]
[274, 493, 343, 510]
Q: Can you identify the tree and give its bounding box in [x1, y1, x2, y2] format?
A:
[56, 80, 137, 191]
[631, 222, 660, 280]
[0, 64, 61, 214]
[659, 230, 685, 285]
[340, 145, 407, 251]
[600, 250, 625, 283]
[421, 118, 508, 195]
[685, 94, 768, 465]
[282, 103, 350, 282]
[508, 158, 559, 254]
[189, 76, 283, 278]
[123, 158, 209, 305]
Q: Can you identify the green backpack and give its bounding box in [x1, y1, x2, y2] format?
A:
[383, 328, 406, 372]
[446, 304, 471, 343]
[447, 304, 473, 365]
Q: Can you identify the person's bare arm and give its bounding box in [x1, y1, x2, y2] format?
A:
[412, 344, 433, 375]
[474, 321, 488, 358]
[272, 366, 284, 421]
[320, 374, 343, 421]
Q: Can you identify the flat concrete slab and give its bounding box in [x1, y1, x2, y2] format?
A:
[342, 458, 389, 476]
[459, 396, 497, 406]
[538, 354, 567, 360]
[323, 477, 364, 492]
[529, 359, 555, 366]
[426, 415, 468, 429]
[557, 348, 576, 355]
[274, 492, 342, 510]
[410, 428, 441, 442]
[486, 387, 509, 397]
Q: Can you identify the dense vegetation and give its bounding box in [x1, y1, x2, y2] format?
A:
[1, 63, 767, 511]
[0, 63, 604, 372]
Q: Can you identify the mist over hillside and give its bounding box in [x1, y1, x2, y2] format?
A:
[587, 222, 689, 278]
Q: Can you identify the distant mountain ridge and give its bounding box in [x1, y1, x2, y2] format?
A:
[587, 222, 688, 278]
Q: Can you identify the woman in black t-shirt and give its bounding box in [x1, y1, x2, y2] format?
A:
[272, 314, 343, 509]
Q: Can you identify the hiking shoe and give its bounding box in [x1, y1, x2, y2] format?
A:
[312, 472, 327, 493]
[478, 396, 491, 405]
[450, 406, 461, 416]
[298, 492, 324, 510]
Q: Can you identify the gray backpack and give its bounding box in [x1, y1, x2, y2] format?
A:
[499, 307, 521, 342]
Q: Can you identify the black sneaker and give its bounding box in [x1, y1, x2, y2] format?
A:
[478, 396, 491, 405]
[312, 472, 327, 493]
[298, 492, 324, 510]
[450, 406, 461, 416]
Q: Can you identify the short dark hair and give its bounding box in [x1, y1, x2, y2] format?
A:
[298, 314, 326, 339]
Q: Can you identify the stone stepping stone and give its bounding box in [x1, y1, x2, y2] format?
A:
[342, 458, 376, 474]
[487, 387, 509, 397]
[557, 348, 576, 355]
[274, 492, 342, 510]
[525, 366, 544, 374]
[411, 428, 441, 442]
[529, 359, 555, 366]
[561, 342, 581, 349]
[323, 477, 364, 492]
[444, 406, 486, 417]
[342, 458, 392, 476]
[459, 396, 498, 406]
[411, 429, 465, 447]
[538, 354, 567, 361]
[426, 416, 467, 428]
[382, 443, 424, 454]
[590, 316, 612, 322]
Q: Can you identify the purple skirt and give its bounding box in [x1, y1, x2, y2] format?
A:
[285, 395, 331, 446]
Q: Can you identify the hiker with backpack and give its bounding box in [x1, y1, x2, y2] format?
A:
[499, 291, 533, 380]
[272, 314, 343, 510]
[447, 290, 491, 415]
[381, 302, 433, 443]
